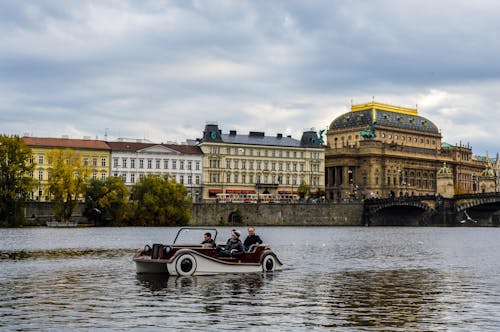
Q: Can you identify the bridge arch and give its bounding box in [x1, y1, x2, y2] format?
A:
[364, 198, 435, 226]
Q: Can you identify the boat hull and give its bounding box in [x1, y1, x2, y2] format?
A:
[134, 247, 282, 276]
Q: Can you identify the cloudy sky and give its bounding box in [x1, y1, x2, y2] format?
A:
[1, 0, 500, 155]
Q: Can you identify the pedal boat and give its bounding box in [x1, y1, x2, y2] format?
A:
[133, 227, 282, 276]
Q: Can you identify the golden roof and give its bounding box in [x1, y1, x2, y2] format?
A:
[351, 101, 418, 116]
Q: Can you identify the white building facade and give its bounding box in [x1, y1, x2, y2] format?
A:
[108, 141, 203, 201]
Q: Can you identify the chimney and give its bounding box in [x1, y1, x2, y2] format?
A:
[229, 130, 237, 136]
[277, 133, 283, 139]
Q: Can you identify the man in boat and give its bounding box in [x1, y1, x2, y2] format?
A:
[243, 226, 263, 251]
[216, 229, 244, 258]
[201, 232, 216, 248]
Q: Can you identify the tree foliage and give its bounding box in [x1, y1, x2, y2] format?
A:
[298, 180, 311, 198]
[83, 177, 130, 226]
[0, 135, 35, 226]
[130, 174, 191, 226]
[47, 149, 90, 222]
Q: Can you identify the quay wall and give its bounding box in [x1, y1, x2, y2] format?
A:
[190, 203, 364, 226]
[23, 202, 365, 226]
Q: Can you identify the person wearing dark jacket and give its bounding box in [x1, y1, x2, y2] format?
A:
[216, 229, 244, 258]
[201, 232, 216, 248]
[243, 227, 263, 251]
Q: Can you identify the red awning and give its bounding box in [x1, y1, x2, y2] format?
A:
[226, 189, 241, 194]
[278, 190, 291, 194]
[209, 189, 223, 194]
[241, 190, 256, 194]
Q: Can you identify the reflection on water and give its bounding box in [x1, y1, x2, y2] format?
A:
[2, 227, 500, 331]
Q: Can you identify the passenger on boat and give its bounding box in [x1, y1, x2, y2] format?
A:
[201, 232, 216, 248]
[216, 229, 244, 258]
[243, 227, 263, 251]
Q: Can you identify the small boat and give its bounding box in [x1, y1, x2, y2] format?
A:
[133, 227, 283, 276]
[46, 221, 78, 227]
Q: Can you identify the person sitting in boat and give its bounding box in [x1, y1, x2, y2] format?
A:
[216, 229, 244, 258]
[201, 232, 216, 248]
[243, 226, 263, 251]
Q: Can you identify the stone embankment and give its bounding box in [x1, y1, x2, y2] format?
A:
[191, 203, 364, 226]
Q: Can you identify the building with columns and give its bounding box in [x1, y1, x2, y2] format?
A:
[197, 123, 325, 200]
[325, 101, 489, 201]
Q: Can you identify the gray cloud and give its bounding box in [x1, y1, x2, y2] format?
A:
[1, 0, 499, 155]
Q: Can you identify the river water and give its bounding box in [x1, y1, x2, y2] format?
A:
[1, 226, 500, 331]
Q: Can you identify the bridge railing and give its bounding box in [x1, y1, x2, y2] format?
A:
[364, 195, 437, 206]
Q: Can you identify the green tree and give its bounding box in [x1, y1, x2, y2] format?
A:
[298, 180, 311, 199]
[83, 177, 130, 226]
[0, 135, 35, 226]
[47, 149, 90, 222]
[130, 174, 191, 226]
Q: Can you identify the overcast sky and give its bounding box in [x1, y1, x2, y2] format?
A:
[1, 1, 500, 155]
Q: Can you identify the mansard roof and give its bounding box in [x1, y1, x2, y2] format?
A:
[329, 101, 440, 135]
[22, 136, 110, 150]
[107, 141, 202, 155]
[219, 132, 301, 147]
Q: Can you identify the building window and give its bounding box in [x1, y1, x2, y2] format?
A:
[234, 173, 238, 183]
[131, 173, 135, 183]
[93, 172, 97, 180]
[242, 174, 246, 184]
[121, 173, 126, 183]
[147, 159, 152, 169]
[195, 175, 200, 185]
[113, 158, 119, 168]
[195, 161, 200, 170]
[83, 158, 89, 166]
[93, 158, 98, 167]
[139, 159, 144, 168]
[180, 175, 184, 184]
[226, 173, 231, 183]
[188, 161, 192, 170]
[38, 155, 44, 165]
[187, 175, 192, 185]
[38, 171, 43, 181]
[164, 160, 168, 169]
[156, 159, 160, 169]
[122, 158, 127, 168]
[234, 160, 239, 169]
[101, 158, 106, 167]
[131, 159, 135, 168]
[226, 160, 231, 169]
[101, 173, 106, 181]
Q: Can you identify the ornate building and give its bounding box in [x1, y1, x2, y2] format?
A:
[325, 101, 488, 200]
[197, 123, 325, 200]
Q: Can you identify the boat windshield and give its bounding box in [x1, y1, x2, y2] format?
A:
[173, 227, 218, 244]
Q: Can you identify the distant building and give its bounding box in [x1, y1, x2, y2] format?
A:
[107, 140, 203, 201]
[325, 101, 489, 200]
[197, 123, 325, 201]
[22, 136, 111, 201]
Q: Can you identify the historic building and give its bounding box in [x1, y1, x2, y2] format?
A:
[197, 123, 325, 200]
[325, 101, 489, 201]
[107, 140, 203, 201]
[22, 136, 111, 201]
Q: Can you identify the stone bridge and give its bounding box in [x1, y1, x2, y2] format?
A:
[363, 193, 500, 226]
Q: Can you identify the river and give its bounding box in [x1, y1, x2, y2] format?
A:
[1, 226, 500, 331]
